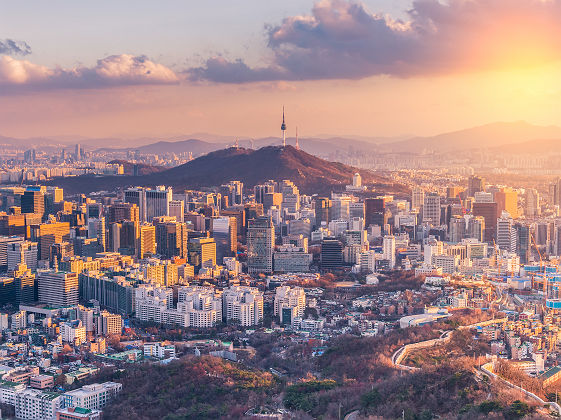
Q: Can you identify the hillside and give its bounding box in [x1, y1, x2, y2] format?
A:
[50, 145, 409, 195]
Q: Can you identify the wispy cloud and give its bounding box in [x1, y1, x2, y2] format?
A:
[0, 39, 32, 56]
[189, 0, 561, 83]
[0, 54, 179, 93]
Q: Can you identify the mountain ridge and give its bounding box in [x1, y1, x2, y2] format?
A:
[49, 145, 409, 196]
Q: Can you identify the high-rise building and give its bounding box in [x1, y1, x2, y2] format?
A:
[7, 240, 38, 271]
[247, 216, 275, 274]
[13, 263, 36, 304]
[222, 286, 264, 326]
[525, 189, 540, 218]
[446, 186, 462, 199]
[468, 175, 485, 197]
[411, 188, 424, 211]
[321, 238, 343, 270]
[496, 211, 516, 252]
[279, 180, 300, 213]
[212, 216, 237, 263]
[365, 198, 386, 227]
[145, 186, 173, 222]
[37, 270, 79, 306]
[30, 221, 71, 261]
[313, 197, 331, 228]
[188, 237, 217, 269]
[472, 202, 498, 243]
[125, 186, 172, 223]
[220, 181, 243, 206]
[21, 186, 45, 217]
[467, 216, 485, 242]
[274, 286, 305, 325]
[169, 200, 185, 222]
[254, 181, 276, 204]
[423, 193, 441, 225]
[449, 216, 466, 243]
[514, 223, 530, 264]
[382, 235, 396, 268]
[138, 223, 156, 258]
[0, 236, 24, 271]
[107, 202, 140, 225]
[495, 188, 519, 219]
[155, 218, 189, 259]
[87, 217, 106, 252]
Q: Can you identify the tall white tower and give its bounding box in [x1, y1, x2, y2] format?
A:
[295, 127, 299, 150]
[281, 107, 287, 147]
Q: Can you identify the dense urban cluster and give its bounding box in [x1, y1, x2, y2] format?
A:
[2, 141, 561, 418]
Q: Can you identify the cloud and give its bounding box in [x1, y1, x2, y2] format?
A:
[189, 0, 561, 83]
[0, 39, 31, 56]
[0, 54, 179, 92]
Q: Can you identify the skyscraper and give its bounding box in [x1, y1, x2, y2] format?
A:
[496, 211, 515, 252]
[495, 188, 518, 219]
[212, 216, 237, 263]
[188, 237, 217, 269]
[21, 187, 45, 217]
[30, 221, 71, 261]
[472, 202, 498, 243]
[138, 223, 156, 259]
[220, 181, 243, 207]
[365, 198, 385, 228]
[321, 238, 343, 270]
[37, 270, 78, 306]
[155, 219, 189, 259]
[422, 193, 441, 225]
[468, 175, 485, 197]
[279, 180, 300, 213]
[247, 216, 274, 274]
[411, 188, 424, 211]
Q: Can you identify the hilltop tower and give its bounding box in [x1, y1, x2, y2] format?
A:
[295, 127, 299, 150]
[281, 107, 287, 147]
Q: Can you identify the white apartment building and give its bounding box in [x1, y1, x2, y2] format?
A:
[222, 286, 264, 326]
[61, 321, 87, 346]
[274, 286, 306, 324]
[64, 382, 122, 411]
[143, 342, 176, 359]
[14, 388, 64, 420]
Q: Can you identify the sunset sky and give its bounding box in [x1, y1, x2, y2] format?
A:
[1, 0, 561, 139]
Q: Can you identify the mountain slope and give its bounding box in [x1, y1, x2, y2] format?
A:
[50, 145, 408, 195]
[380, 121, 561, 153]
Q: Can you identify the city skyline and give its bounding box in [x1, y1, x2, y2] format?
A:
[2, 0, 561, 139]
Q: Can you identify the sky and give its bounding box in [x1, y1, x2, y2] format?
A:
[1, 0, 561, 140]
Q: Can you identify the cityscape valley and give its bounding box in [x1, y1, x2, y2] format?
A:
[4, 1, 561, 419]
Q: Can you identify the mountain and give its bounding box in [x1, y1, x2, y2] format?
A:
[98, 139, 224, 155]
[49, 145, 409, 195]
[379, 121, 561, 153]
[489, 137, 561, 154]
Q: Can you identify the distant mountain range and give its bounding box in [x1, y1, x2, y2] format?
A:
[49, 145, 409, 196]
[377, 121, 561, 154]
[4, 121, 561, 156]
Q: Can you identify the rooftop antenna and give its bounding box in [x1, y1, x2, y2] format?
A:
[281, 106, 287, 147]
[295, 126, 300, 150]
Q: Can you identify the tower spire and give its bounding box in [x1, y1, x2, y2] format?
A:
[280, 106, 287, 147]
[295, 126, 299, 150]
